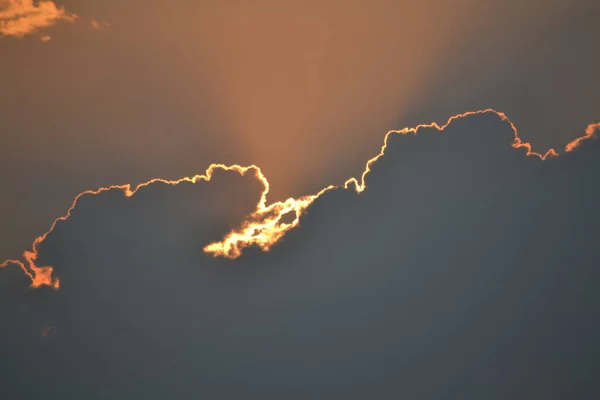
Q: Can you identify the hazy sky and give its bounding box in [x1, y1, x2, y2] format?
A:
[1, 1, 600, 398]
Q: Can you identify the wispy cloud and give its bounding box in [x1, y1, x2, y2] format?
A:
[90, 19, 109, 30]
[0, 0, 76, 38]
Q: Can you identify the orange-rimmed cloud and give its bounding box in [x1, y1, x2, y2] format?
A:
[205, 110, 598, 259]
[0, 164, 268, 289]
[1, 109, 598, 289]
[0, 0, 76, 38]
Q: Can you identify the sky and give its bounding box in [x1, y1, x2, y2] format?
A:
[1, 0, 600, 398]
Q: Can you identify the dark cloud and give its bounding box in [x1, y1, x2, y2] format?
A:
[2, 113, 600, 398]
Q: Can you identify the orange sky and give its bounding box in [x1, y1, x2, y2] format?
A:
[142, 0, 598, 197]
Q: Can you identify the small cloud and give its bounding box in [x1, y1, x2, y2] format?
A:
[40, 34, 50, 41]
[0, 0, 77, 38]
[90, 19, 109, 30]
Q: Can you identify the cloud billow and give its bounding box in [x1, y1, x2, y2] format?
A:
[1, 113, 600, 398]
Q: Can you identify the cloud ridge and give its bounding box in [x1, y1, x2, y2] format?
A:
[1, 109, 598, 289]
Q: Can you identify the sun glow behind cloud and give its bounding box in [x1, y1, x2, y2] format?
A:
[1, 3, 600, 398]
[150, 0, 587, 202]
[1, 108, 598, 288]
[0, 0, 598, 289]
[1, 0, 597, 267]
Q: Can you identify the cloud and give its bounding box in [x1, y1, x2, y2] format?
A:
[2, 109, 599, 290]
[0, 0, 76, 38]
[90, 19, 109, 30]
[1, 164, 268, 289]
[1, 111, 600, 398]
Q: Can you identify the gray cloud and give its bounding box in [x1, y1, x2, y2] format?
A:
[1, 113, 600, 398]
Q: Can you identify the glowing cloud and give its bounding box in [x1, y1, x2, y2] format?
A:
[205, 110, 598, 259]
[1, 109, 598, 289]
[564, 122, 600, 152]
[0, 164, 268, 289]
[0, 0, 76, 38]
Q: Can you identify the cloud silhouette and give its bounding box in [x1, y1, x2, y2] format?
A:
[3, 109, 597, 290]
[1, 111, 600, 398]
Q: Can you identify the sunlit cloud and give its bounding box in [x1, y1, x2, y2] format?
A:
[0, 0, 77, 38]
